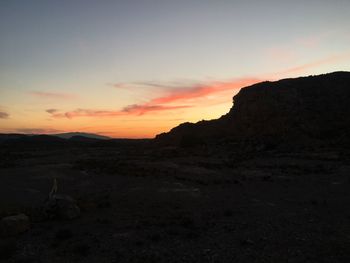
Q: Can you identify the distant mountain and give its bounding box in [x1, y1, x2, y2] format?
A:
[0, 132, 110, 147]
[0, 134, 67, 148]
[156, 71, 350, 147]
[0, 133, 27, 141]
[0, 134, 28, 145]
[53, 132, 110, 140]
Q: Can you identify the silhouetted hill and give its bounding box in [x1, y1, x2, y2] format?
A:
[156, 71, 350, 147]
[0, 134, 93, 148]
[53, 132, 110, 140]
[0, 133, 149, 149]
[1, 134, 67, 148]
[68, 135, 101, 142]
[0, 134, 27, 143]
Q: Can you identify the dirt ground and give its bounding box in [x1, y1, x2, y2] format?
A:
[1, 141, 350, 262]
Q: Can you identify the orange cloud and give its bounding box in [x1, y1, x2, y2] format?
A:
[30, 91, 76, 99]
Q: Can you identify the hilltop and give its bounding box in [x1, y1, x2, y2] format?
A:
[156, 71, 350, 147]
[53, 132, 110, 140]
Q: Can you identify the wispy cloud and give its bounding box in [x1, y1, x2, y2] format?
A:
[48, 105, 191, 119]
[108, 81, 188, 90]
[30, 91, 76, 99]
[266, 47, 297, 63]
[133, 81, 191, 89]
[278, 52, 350, 75]
[296, 31, 335, 49]
[122, 104, 191, 114]
[0, 111, 9, 119]
[46, 108, 59, 114]
[108, 83, 129, 89]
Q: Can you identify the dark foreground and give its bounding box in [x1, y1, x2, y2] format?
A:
[1, 140, 350, 263]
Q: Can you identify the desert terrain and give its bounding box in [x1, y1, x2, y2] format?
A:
[1, 138, 350, 263]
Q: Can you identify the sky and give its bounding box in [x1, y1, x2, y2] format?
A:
[0, 0, 349, 138]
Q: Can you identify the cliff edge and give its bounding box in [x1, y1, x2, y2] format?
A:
[156, 72, 350, 146]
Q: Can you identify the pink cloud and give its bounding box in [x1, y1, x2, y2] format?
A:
[278, 52, 350, 75]
[47, 78, 260, 119]
[150, 78, 260, 104]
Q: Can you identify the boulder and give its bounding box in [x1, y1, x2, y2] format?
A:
[0, 214, 30, 237]
[44, 194, 80, 220]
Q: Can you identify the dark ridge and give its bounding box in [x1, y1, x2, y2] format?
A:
[0, 135, 68, 148]
[68, 135, 102, 142]
[0, 134, 28, 143]
[53, 132, 110, 140]
[156, 71, 350, 147]
[0, 133, 151, 149]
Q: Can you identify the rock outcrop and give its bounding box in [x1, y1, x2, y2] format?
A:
[156, 72, 350, 146]
[44, 194, 81, 220]
[0, 214, 30, 237]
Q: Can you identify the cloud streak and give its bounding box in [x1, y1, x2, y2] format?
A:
[30, 91, 76, 99]
[48, 105, 191, 119]
[46, 109, 59, 114]
[15, 128, 62, 134]
[0, 111, 9, 119]
[279, 53, 350, 75]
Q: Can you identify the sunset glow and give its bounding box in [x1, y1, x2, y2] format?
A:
[1, 1, 349, 138]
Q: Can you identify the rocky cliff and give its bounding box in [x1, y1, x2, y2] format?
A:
[156, 71, 350, 146]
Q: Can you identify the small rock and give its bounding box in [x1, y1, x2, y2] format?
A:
[262, 175, 273, 182]
[0, 214, 30, 237]
[239, 238, 254, 247]
[55, 228, 73, 241]
[44, 194, 80, 220]
[71, 243, 90, 257]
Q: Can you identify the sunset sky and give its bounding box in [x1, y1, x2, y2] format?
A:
[0, 0, 349, 138]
